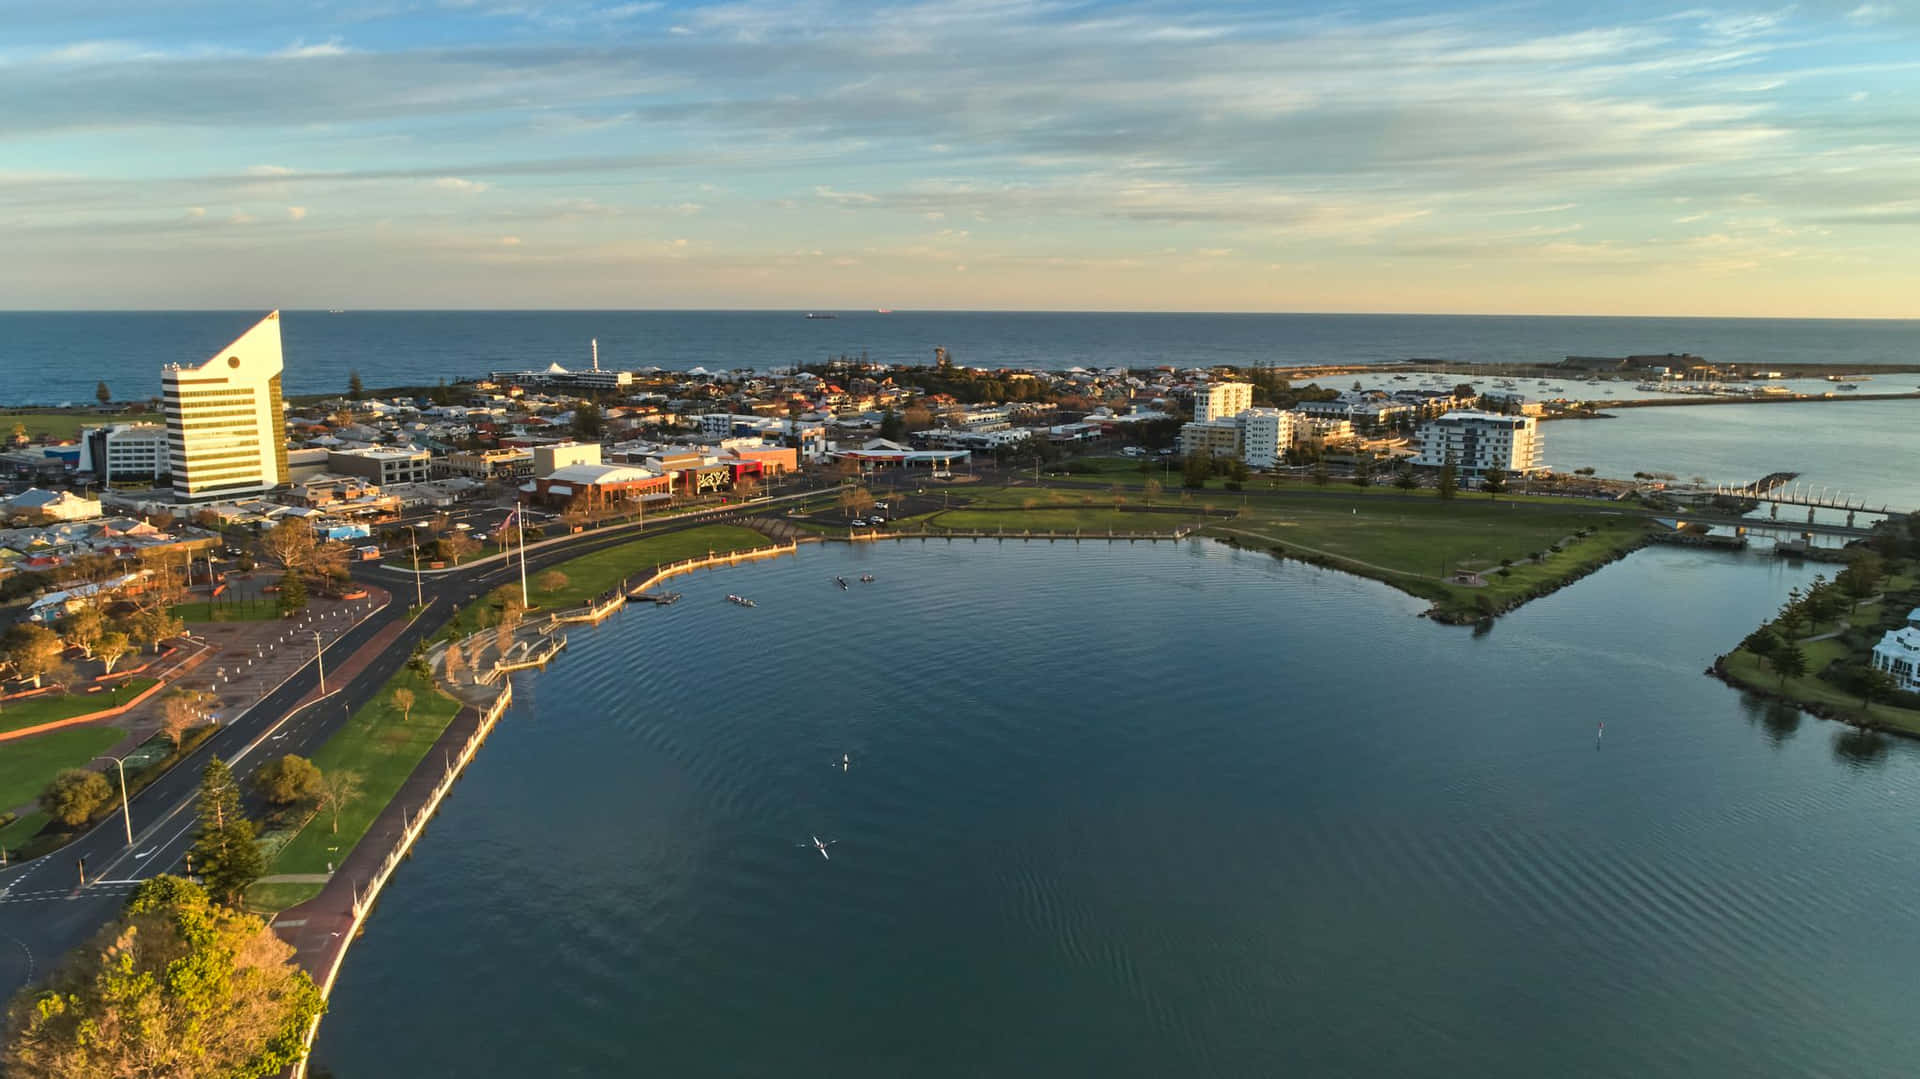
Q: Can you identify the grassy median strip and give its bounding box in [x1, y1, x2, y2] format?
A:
[0, 679, 156, 736]
[172, 600, 279, 623]
[266, 666, 461, 878]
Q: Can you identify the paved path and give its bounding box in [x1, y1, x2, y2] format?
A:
[271, 695, 492, 990]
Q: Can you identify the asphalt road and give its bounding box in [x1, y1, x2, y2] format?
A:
[0, 505, 778, 1003]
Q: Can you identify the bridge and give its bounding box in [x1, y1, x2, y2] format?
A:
[1675, 476, 1908, 528]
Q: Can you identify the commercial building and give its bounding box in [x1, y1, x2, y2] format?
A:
[1195, 382, 1253, 423]
[445, 447, 536, 481]
[533, 442, 605, 475]
[163, 311, 290, 502]
[4, 488, 102, 522]
[79, 424, 169, 485]
[326, 447, 431, 486]
[1412, 411, 1544, 477]
[1871, 609, 1920, 693]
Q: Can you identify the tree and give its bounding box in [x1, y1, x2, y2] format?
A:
[838, 485, 875, 520]
[1852, 665, 1897, 712]
[1351, 455, 1374, 488]
[316, 770, 364, 835]
[253, 754, 322, 806]
[1310, 457, 1329, 487]
[879, 410, 904, 441]
[1394, 463, 1419, 490]
[276, 571, 308, 616]
[121, 607, 183, 653]
[260, 517, 317, 572]
[438, 532, 479, 565]
[94, 380, 111, 406]
[1767, 640, 1808, 688]
[190, 759, 264, 907]
[94, 631, 132, 675]
[1182, 449, 1212, 489]
[1774, 588, 1808, 640]
[442, 639, 466, 683]
[348, 369, 365, 400]
[1, 875, 323, 1079]
[58, 607, 106, 658]
[490, 584, 526, 627]
[1227, 457, 1250, 487]
[160, 688, 209, 749]
[1742, 627, 1783, 657]
[3, 624, 65, 688]
[1437, 451, 1459, 501]
[1143, 478, 1163, 507]
[392, 686, 416, 724]
[536, 569, 568, 595]
[39, 769, 113, 828]
[1839, 553, 1885, 610]
[571, 400, 604, 440]
[1482, 467, 1507, 496]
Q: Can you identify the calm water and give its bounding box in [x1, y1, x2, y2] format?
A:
[3, 311, 1918, 404]
[316, 541, 1920, 1078]
[1545, 398, 1920, 511]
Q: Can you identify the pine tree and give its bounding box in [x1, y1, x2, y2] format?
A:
[1438, 451, 1459, 501]
[95, 380, 111, 406]
[348, 369, 365, 401]
[191, 759, 264, 907]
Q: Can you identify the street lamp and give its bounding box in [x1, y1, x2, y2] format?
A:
[406, 523, 425, 609]
[90, 754, 135, 847]
[313, 631, 326, 694]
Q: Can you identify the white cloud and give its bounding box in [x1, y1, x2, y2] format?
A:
[247, 164, 296, 177]
[432, 177, 491, 193]
[185, 206, 206, 219]
[287, 206, 307, 220]
[277, 38, 349, 59]
[500, 235, 521, 245]
[1846, 4, 1894, 24]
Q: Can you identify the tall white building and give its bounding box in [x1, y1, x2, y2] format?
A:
[163, 311, 290, 502]
[1238, 408, 1296, 469]
[1412, 411, 1543, 477]
[1194, 382, 1253, 423]
[79, 423, 169, 485]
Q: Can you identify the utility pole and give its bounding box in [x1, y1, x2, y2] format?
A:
[409, 524, 423, 608]
[313, 631, 326, 694]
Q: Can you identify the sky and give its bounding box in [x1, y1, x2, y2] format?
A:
[1, 0, 1916, 315]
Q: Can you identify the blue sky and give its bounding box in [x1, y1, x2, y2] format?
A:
[2, 0, 1916, 314]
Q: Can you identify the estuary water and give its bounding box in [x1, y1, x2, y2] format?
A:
[315, 541, 1920, 1078]
[3, 310, 1917, 404]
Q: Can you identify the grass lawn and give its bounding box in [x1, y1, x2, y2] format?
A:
[523, 524, 774, 609]
[0, 679, 156, 735]
[929, 507, 1182, 532]
[171, 600, 279, 623]
[1723, 647, 1920, 736]
[0, 410, 123, 441]
[1205, 495, 1654, 619]
[268, 666, 463, 877]
[0, 811, 48, 851]
[0, 727, 124, 811]
[245, 880, 325, 916]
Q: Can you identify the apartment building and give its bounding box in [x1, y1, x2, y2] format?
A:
[327, 447, 432, 486]
[1194, 382, 1253, 423]
[1412, 411, 1544, 477]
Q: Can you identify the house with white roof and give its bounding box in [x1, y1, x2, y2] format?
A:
[1870, 609, 1920, 693]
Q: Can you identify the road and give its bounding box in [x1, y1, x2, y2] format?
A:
[0, 505, 783, 1003]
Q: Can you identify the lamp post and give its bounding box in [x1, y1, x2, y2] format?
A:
[407, 523, 424, 608]
[313, 631, 326, 694]
[91, 754, 134, 847]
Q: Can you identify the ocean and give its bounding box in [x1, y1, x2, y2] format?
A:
[2, 310, 1917, 405]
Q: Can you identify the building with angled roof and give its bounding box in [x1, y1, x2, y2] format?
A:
[163, 311, 290, 502]
[1871, 609, 1920, 693]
